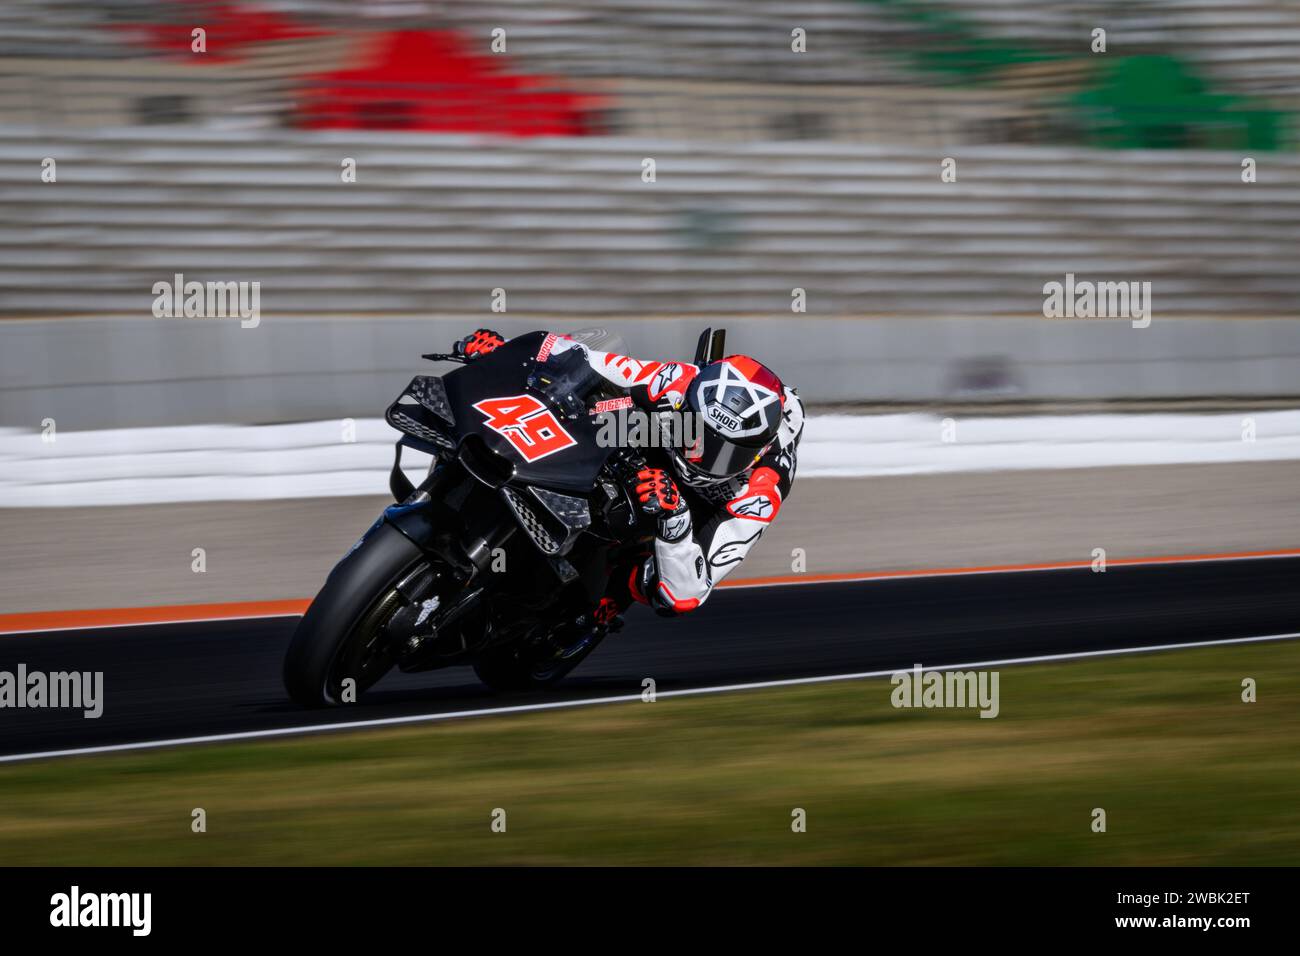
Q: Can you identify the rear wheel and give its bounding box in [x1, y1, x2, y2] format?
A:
[472, 623, 606, 692]
[283, 523, 428, 708]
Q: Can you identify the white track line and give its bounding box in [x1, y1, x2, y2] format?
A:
[1, 630, 1297, 765]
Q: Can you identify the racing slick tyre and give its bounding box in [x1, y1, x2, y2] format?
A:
[283, 522, 427, 708]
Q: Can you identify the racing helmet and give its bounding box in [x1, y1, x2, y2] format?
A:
[669, 355, 784, 487]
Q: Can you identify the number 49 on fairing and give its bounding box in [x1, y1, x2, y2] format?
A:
[472, 394, 577, 462]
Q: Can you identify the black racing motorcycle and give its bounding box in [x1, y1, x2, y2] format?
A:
[282, 326, 726, 707]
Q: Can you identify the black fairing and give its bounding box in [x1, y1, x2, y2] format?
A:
[436, 331, 613, 494]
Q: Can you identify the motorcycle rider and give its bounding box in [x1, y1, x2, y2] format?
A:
[454, 329, 804, 618]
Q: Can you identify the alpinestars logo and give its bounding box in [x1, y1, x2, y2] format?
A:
[727, 493, 776, 522]
[649, 363, 691, 402]
[660, 511, 692, 542]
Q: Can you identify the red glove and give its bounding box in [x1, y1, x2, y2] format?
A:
[634, 466, 685, 518]
[456, 328, 505, 359]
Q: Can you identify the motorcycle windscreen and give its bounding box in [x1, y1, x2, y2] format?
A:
[439, 331, 612, 494]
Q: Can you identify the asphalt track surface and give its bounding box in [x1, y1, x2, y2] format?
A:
[2, 556, 1298, 760]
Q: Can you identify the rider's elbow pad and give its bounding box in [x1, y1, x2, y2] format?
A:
[650, 583, 708, 617]
[645, 539, 711, 615]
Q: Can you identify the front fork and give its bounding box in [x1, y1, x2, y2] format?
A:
[383, 453, 517, 587]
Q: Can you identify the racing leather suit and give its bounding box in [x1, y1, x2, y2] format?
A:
[540, 333, 805, 615]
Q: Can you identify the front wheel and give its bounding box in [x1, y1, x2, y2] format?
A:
[283, 522, 427, 707]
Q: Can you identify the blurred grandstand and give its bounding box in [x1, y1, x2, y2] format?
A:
[1, 0, 1297, 411]
[2, 0, 1296, 137]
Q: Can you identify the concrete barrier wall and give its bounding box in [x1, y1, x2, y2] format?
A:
[3, 315, 1299, 430]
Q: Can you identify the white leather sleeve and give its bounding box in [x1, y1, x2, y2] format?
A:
[647, 463, 786, 612]
[650, 524, 711, 612]
[648, 387, 803, 612]
[548, 335, 697, 407]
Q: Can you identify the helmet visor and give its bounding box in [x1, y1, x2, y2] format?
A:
[676, 426, 768, 483]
